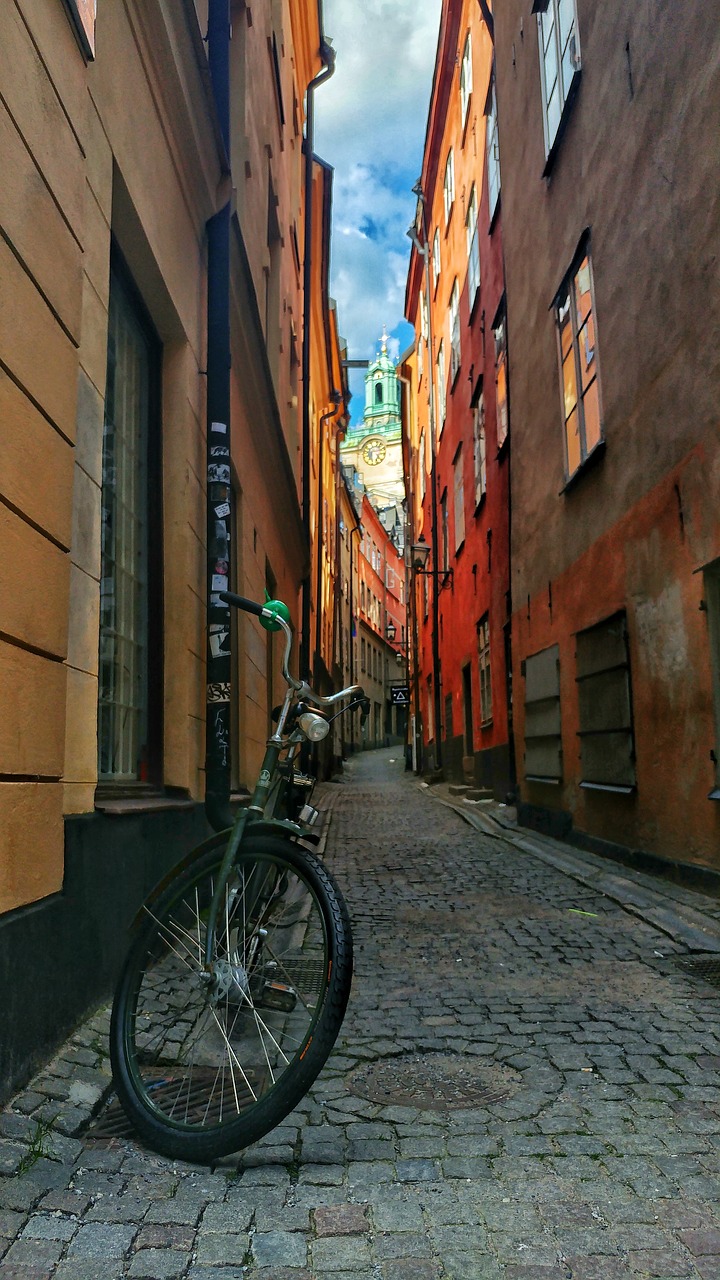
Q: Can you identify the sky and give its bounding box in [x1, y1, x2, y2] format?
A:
[314, 0, 443, 425]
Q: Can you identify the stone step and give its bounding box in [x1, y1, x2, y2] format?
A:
[465, 788, 494, 802]
[448, 784, 470, 796]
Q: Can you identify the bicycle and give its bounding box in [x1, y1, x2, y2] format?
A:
[110, 591, 368, 1163]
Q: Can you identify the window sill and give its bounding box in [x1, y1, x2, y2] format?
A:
[525, 774, 561, 785]
[580, 781, 636, 795]
[496, 434, 509, 462]
[473, 491, 487, 517]
[708, 787, 720, 801]
[560, 438, 606, 494]
[455, 538, 465, 558]
[95, 792, 197, 816]
[480, 717, 494, 731]
[468, 284, 481, 323]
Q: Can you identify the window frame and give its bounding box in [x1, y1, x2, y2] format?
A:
[432, 228, 441, 291]
[536, 0, 582, 169]
[449, 278, 461, 385]
[472, 389, 487, 508]
[477, 614, 493, 726]
[97, 248, 163, 795]
[554, 238, 604, 484]
[453, 444, 465, 553]
[575, 611, 636, 794]
[493, 306, 509, 452]
[460, 32, 473, 127]
[443, 148, 455, 224]
[436, 339, 447, 431]
[466, 184, 481, 310]
[485, 79, 501, 224]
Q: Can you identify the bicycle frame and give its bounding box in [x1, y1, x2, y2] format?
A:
[202, 609, 365, 971]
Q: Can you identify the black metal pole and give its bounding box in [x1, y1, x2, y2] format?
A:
[205, 0, 233, 831]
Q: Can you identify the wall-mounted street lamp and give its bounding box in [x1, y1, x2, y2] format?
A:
[410, 536, 453, 588]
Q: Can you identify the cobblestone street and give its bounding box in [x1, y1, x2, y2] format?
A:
[3, 749, 720, 1280]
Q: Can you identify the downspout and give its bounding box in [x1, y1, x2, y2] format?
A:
[347, 517, 361, 752]
[205, 0, 234, 832]
[301, 39, 336, 681]
[314, 395, 343, 669]
[398, 367, 423, 771]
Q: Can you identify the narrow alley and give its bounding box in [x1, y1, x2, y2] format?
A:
[3, 750, 720, 1279]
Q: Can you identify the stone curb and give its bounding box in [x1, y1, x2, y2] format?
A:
[426, 790, 720, 954]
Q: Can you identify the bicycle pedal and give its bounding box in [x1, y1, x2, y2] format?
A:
[258, 980, 297, 1012]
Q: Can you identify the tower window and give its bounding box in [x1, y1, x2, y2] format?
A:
[375, 383, 382, 404]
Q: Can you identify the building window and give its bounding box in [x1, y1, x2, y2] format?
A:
[98, 259, 162, 786]
[486, 80, 501, 220]
[473, 392, 487, 506]
[62, 0, 96, 59]
[440, 489, 449, 573]
[537, 0, 581, 159]
[704, 559, 720, 798]
[494, 311, 508, 449]
[432, 228, 441, 288]
[361, 637, 366, 672]
[556, 246, 602, 479]
[420, 289, 429, 342]
[436, 340, 446, 429]
[524, 644, 562, 782]
[460, 33, 472, 126]
[576, 613, 636, 792]
[427, 675, 434, 739]
[478, 615, 493, 725]
[419, 429, 427, 501]
[466, 185, 480, 308]
[449, 279, 461, 384]
[453, 445, 465, 552]
[443, 149, 455, 222]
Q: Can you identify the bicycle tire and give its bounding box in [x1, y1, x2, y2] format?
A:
[110, 833, 352, 1163]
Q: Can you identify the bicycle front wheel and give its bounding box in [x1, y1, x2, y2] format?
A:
[110, 834, 352, 1163]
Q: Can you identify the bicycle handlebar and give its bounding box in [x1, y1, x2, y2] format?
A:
[219, 591, 368, 714]
[219, 590, 269, 620]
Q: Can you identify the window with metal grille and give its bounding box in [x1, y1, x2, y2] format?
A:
[576, 612, 636, 792]
[98, 258, 162, 786]
[523, 644, 562, 782]
[478, 614, 493, 725]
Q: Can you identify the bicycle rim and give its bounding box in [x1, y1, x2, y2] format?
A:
[111, 837, 351, 1160]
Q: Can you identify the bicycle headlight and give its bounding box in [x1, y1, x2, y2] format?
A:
[298, 711, 330, 742]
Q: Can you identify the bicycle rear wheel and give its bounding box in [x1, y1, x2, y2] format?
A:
[110, 833, 352, 1162]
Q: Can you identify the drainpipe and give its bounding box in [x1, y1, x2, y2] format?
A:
[314, 394, 343, 669]
[205, 0, 234, 832]
[477, 0, 494, 44]
[301, 39, 336, 682]
[347, 516, 361, 752]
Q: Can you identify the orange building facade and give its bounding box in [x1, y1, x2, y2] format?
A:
[493, 0, 720, 873]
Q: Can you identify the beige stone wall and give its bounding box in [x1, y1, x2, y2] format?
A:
[0, 0, 222, 912]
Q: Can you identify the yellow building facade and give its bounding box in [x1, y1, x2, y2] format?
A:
[0, 0, 336, 1098]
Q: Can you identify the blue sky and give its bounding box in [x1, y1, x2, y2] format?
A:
[315, 0, 442, 425]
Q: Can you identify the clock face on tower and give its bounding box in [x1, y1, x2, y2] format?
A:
[361, 437, 387, 466]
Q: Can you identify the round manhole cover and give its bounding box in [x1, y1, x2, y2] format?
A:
[348, 1054, 521, 1111]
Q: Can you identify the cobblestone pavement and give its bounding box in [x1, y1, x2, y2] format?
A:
[3, 749, 720, 1280]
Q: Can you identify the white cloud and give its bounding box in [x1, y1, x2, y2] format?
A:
[315, 0, 441, 419]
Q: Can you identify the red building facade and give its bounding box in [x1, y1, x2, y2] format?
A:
[405, 0, 513, 796]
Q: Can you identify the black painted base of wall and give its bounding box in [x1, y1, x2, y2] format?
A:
[442, 734, 514, 801]
[0, 804, 211, 1104]
[518, 801, 720, 897]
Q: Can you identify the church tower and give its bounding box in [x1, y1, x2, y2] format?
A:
[340, 328, 404, 513]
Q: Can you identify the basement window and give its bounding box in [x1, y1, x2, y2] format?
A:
[576, 612, 636, 793]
